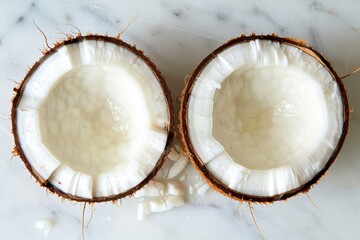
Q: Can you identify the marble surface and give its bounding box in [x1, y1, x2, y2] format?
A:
[1, 0, 360, 239]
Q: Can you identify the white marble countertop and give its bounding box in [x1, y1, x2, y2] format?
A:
[1, 0, 360, 239]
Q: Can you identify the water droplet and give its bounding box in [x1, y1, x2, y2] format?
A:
[272, 100, 300, 117]
[107, 99, 130, 134]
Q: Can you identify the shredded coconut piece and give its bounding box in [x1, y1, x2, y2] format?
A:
[136, 141, 189, 220]
[35, 220, 52, 236]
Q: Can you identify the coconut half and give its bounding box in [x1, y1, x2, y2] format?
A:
[179, 35, 349, 202]
[12, 35, 174, 202]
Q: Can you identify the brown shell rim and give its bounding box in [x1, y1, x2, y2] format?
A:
[179, 34, 350, 203]
[11, 34, 174, 203]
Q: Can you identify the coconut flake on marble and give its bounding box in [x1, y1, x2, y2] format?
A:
[136, 142, 189, 220]
[35, 219, 52, 236]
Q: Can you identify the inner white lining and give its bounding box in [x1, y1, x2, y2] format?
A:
[187, 39, 343, 197]
[16, 40, 170, 198]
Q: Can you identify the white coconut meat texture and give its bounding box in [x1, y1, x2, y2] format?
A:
[187, 39, 343, 197]
[16, 39, 170, 199]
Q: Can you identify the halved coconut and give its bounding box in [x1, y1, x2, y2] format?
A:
[12, 35, 174, 202]
[179, 35, 349, 202]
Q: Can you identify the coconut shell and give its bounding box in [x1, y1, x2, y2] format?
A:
[179, 34, 349, 203]
[12, 34, 174, 203]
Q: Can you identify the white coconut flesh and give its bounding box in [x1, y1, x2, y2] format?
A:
[16, 40, 170, 199]
[187, 39, 343, 197]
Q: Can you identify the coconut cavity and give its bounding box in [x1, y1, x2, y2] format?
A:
[185, 37, 346, 198]
[38, 65, 149, 176]
[213, 65, 326, 170]
[14, 37, 172, 200]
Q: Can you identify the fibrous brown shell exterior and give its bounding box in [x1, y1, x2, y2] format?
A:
[11, 34, 174, 203]
[179, 34, 349, 203]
